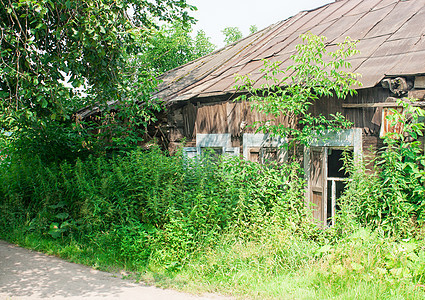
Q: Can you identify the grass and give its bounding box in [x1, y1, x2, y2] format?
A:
[171, 235, 425, 299]
[4, 233, 115, 272]
[1, 149, 425, 299]
[3, 217, 425, 299]
[2, 205, 425, 300]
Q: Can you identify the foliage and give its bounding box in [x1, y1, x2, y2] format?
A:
[0, 148, 310, 271]
[0, 0, 198, 157]
[315, 228, 425, 287]
[2, 19, 425, 297]
[235, 33, 361, 151]
[7, 120, 91, 163]
[340, 102, 425, 237]
[222, 26, 243, 45]
[193, 30, 216, 58]
[139, 23, 216, 75]
[176, 227, 425, 299]
[0, 0, 195, 128]
[2, 146, 425, 298]
[249, 25, 258, 34]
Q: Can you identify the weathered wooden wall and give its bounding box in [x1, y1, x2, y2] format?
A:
[310, 87, 391, 133]
[167, 87, 392, 152]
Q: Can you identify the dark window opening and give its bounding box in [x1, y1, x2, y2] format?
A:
[326, 149, 353, 225]
[327, 149, 350, 178]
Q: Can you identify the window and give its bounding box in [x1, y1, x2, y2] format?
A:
[243, 133, 287, 164]
[305, 129, 362, 227]
[201, 147, 223, 156]
[183, 134, 239, 159]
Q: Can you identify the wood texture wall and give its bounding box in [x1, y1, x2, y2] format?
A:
[167, 87, 392, 151]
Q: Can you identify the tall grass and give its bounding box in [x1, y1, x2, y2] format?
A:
[176, 227, 425, 299]
[1, 146, 425, 299]
[0, 148, 309, 271]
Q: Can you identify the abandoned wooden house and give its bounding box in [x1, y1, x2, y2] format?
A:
[153, 0, 425, 226]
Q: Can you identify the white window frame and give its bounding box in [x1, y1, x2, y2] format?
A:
[183, 134, 240, 159]
[304, 128, 362, 227]
[243, 133, 287, 163]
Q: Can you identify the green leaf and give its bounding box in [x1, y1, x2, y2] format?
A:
[389, 267, 403, 278]
[316, 244, 332, 255]
[49, 201, 66, 209]
[48, 223, 64, 239]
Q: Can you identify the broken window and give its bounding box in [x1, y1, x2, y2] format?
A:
[305, 129, 362, 227]
[308, 146, 353, 227]
[200, 147, 223, 161]
[261, 147, 278, 163]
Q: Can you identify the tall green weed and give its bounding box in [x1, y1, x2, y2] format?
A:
[0, 147, 310, 271]
[340, 102, 425, 237]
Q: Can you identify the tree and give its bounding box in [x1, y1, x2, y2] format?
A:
[0, 0, 195, 130]
[140, 23, 216, 75]
[249, 25, 258, 34]
[193, 29, 216, 58]
[235, 33, 361, 153]
[222, 27, 243, 45]
[0, 0, 196, 156]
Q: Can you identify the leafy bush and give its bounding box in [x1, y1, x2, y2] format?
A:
[2, 144, 425, 299]
[0, 147, 310, 271]
[340, 102, 425, 237]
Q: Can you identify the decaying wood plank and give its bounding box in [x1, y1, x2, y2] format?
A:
[343, 101, 425, 108]
[415, 76, 425, 89]
[408, 90, 425, 100]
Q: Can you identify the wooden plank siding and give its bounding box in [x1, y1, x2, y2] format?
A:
[168, 87, 392, 151]
[310, 87, 391, 134]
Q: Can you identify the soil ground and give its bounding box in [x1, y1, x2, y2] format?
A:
[0, 240, 231, 300]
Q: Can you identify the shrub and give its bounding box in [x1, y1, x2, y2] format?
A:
[0, 147, 310, 270]
[340, 102, 425, 237]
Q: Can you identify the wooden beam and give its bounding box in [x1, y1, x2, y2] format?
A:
[343, 101, 425, 108]
[408, 89, 425, 100]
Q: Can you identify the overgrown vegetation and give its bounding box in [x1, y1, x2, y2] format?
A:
[2, 24, 425, 299]
[140, 22, 216, 75]
[340, 100, 425, 238]
[0, 0, 207, 155]
[1, 144, 425, 299]
[0, 148, 310, 270]
[0, 0, 195, 128]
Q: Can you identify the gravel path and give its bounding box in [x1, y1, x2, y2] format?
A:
[0, 240, 231, 300]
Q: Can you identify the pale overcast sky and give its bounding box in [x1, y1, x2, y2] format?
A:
[187, 0, 332, 47]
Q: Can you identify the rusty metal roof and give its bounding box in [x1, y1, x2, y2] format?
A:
[155, 0, 425, 103]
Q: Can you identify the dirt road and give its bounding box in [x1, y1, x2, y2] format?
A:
[0, 240, 230, 300]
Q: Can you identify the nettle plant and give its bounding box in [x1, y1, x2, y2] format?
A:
[235, 33, 361, 153]
[340, 101, 425, 236]
[379, 101, 425, 225]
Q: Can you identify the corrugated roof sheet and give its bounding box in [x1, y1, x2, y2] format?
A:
[156, 0, 425, 103]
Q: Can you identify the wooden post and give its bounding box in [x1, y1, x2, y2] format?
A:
[331, 179, 336, 226]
